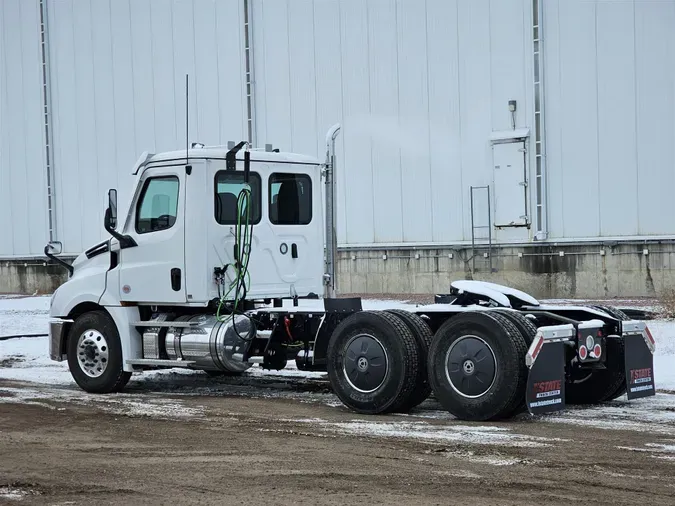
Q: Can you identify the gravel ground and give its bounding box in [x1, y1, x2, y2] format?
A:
[2, 294, 674, 505]
[2, 375, 675, 506]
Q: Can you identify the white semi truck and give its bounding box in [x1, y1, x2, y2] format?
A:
[45, 125, 656, 421]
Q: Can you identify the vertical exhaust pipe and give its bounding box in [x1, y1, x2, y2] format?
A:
[323, 124, 341, 299]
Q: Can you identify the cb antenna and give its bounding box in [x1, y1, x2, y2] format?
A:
[185, 74, 192, 174]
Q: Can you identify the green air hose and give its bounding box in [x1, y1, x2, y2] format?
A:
[216, 185, 253, 325]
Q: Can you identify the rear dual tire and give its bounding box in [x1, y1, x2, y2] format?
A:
[328, 310, 531, 421]
[427, 312, 529, 421]
[326, 311, 421, 414]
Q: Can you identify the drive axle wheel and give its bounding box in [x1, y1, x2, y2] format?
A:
[67, 310, 131, 393]
[489, 309, 538, 416]
[385, 310, 433, 410]
[427, 312, 528, 421]
[445, 335, 497, 398]
[326, 311, 419, 415]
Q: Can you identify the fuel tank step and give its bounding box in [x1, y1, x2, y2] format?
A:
[126, 359, 196, 368]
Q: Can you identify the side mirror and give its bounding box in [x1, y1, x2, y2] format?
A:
[102, 189, 137, 248]
[106, 189, 118, 229]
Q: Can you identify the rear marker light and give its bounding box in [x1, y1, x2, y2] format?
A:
[579, 345, 588, 360]
[593, 344, 602, 359]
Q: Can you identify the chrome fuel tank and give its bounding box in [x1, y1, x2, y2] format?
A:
[165, 314, 253, 373]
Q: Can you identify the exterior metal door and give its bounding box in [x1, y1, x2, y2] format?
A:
[492, 141, 529, 228]
[266, 169, 324, 297]
[118, 165, 186, 303]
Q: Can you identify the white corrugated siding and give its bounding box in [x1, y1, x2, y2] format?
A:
[251, 0, 534, 246]
[1, 0, 674, 258]
[45, 0, 247, 256]
[544, 0, 675, 239]
[0, 0, 48, 257]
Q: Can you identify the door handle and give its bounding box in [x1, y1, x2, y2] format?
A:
[291, 243, 298, 259]
[171, 268, 181, 291]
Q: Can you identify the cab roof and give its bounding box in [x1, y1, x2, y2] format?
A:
[134, 147, 321, 174]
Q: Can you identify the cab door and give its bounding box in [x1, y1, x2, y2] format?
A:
[267, 170, 323, 296]
[118, 165, 186, 303]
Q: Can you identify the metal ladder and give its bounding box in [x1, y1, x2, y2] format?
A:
[470, 185, 493, 273]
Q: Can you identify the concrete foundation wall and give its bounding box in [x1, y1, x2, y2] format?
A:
[0, 259, 71, 295]
[3, 242, 675, 299]
[336, 242, 675, 300]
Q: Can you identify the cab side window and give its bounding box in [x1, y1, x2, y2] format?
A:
[214, 171, 261, 225]
[269, 173, 312, 225]
[135, 176, 179, 234]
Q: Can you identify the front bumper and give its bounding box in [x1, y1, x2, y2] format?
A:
[49, 320, 69, 361]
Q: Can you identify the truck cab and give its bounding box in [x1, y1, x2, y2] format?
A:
[102, 147, 325, 306]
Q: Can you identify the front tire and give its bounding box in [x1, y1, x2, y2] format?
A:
[67, 310, 131, 393]
[427, 312, 529, 421]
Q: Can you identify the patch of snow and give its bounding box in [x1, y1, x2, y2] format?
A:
[649, 320, 675, 391]
[0, 295, 50, 336]
[434, 469, 483, 478]
[433, 448, 532, 466]
[0, 336, 74, 386]
[0, 486, 35, 501]
[0, 386, 205, 420]
[547, 394, 675, 434]
[616, 442, 675, 461]
[245, 363, 327, 379]
[289, 418, 565, 448]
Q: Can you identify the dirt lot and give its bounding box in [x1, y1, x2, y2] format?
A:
[1, 375, 675, 506]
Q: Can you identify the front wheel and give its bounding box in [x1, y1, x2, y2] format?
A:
[67, 310, 131, 393]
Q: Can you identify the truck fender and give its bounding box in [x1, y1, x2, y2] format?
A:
[104, 305, 142, 372]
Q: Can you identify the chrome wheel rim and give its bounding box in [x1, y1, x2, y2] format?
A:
[76, 329, 109, 378]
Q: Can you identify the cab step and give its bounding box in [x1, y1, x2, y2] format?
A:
[126, 359, 196, 368]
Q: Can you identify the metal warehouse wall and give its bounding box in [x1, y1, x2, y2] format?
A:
[251, 0, 535, 247]
[0, 0, 48, 257]
[0, 0, 249, 258]
[46, 0, 248, 256]
[3, 0, 674, 260]
[543, 0, 675, 240]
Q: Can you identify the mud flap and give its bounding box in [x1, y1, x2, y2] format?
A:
[624, 334, 655, 400]
[526, 341, 566, 415]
